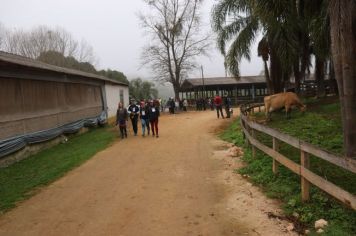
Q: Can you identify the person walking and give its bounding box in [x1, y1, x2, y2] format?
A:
[214, 93, 224, 119]
[210, 97, 214, 110]
[169, 97, 175, 114]
[161, 98, 165, 112]
[127, 99, 140, 136]
[183, 99, 188, 111]
[148, 99, 160, 138]
[116, 102, 128, 139]
[140, 100, 150, 137]
[223, 94, 232, 118]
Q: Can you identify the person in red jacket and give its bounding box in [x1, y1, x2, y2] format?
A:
[214, 93, 224, 119]
[148, 99, 160, 138]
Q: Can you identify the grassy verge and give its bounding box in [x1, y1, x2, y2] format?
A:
[220, 99, 356, 235]
[0, 126, 116, 213]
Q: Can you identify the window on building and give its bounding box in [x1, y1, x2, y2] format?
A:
[120, 89, 124, 105]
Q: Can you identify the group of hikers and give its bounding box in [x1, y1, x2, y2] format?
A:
[165, 94, 232, 116]
[191, 94, 232, 119]
[166, 97, 189, 114]
[116, 99, 160, 139]
[115, 93, 232, 139]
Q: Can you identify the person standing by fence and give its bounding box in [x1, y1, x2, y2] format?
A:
[116, 102, 128, 139]
[127, 99, 140, 136]
[214, 93, 224, 119]
[148, 99, 160, 138]
[223, 94, 232, 118]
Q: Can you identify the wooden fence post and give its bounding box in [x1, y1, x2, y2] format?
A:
[251, 129, 256, 158]
[272, 137, 279, 174]
[301, 150, 310, 202]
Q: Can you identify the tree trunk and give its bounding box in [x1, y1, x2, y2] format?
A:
[329, 0, 356, 158]
[269, 45, 284, 94]
[263, 60, 273, 94]
[293, 62, 302, 94]
[172, 82, 180, 101]
[315, 56, 325, 97]
[329, 59, 338, 95]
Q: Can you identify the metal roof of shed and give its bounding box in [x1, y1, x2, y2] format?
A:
[0, 51, 128, 86]
[183, 76, 266, 87]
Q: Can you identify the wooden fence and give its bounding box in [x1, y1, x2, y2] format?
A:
[240, 103, 356, 210]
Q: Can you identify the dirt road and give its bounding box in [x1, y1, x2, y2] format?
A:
[0, 111, 296, 236]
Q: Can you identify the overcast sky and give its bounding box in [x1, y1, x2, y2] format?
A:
[0, 0, 263, 80]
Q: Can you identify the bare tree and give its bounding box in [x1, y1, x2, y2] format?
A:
[0, 22, 6, 50]
[2, 25, 96, 64]
[139, 0, 210, 99]
[77, 39, 96, 65]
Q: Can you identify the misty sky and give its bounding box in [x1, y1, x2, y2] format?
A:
[0, 0, 263, 80]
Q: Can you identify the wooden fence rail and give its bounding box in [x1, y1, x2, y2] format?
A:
[240, 103, 356, 210]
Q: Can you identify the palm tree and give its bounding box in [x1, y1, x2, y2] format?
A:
[307, 0, 331, 97]
[212, 0, 356, 157]
[212, 0, 260, 78]
[257, 37, 272, 91]
[212, 0, 301, 94]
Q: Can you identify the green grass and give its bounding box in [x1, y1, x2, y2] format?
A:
[254, 98, 343, 154]
[220, 98, 356, 235]
[0, 126, 116, 213]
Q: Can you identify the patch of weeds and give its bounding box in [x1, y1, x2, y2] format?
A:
[220, 110, 356, 235]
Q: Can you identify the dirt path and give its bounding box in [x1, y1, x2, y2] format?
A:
[0, 111, 296, 236]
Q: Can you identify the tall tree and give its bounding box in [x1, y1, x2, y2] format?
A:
[212, 0, 333, 95]
[139, 0, 210, 100]
[308, 0, 330, 97]
[212, 0, 300, 94]
[329, 0, 356, 158]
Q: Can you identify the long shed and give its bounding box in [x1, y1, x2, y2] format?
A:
[181, 76, 268, 104]
[0, 51, 128, 160]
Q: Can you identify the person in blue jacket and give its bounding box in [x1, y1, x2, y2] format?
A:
[139, 100, 150, 137]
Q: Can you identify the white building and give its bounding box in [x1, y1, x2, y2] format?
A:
[104, 81, 129, 119]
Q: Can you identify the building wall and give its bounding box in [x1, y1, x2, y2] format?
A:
[104, 83, 129, 118]
[0, 77, 103, 141]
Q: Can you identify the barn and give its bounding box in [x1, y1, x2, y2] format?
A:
[0, 51, 128, 165]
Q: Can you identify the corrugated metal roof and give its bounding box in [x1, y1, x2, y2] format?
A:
[184, 76, 266, 87]
[0, 51, 128, 86]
